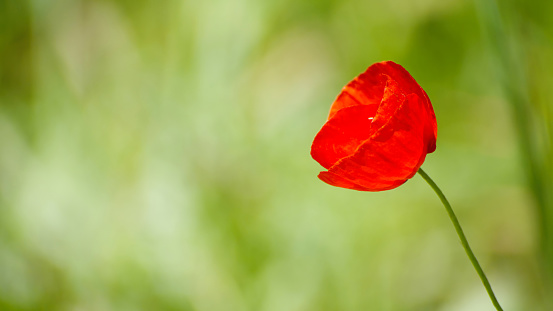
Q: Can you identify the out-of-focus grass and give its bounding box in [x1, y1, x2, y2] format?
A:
[476, 0, 553, 306]
[0, 0, 551, 310]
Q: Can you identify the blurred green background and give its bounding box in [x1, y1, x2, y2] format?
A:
[1, 0, 552, 310]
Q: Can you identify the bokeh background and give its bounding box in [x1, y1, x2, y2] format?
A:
[1, 0, 552, 310]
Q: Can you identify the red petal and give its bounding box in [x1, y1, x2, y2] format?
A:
[327, 69, 387, 120]
[368, 77, 405, 137]
[373, 62, 437, 151]
[327, 61, 437, 152]
[372, 62, 428, 101]
[323, 93, 430, 191]
[318, 171, 406, 191]
[311, 105, 378, 169]
[317, 171, 374, 191]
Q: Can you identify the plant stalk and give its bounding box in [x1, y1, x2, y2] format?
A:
[417, 168, 503, 311]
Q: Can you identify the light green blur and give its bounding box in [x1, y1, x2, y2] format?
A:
[0, 0, 552, 310]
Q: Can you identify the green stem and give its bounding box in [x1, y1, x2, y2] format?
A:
[417, 168, 503, 311]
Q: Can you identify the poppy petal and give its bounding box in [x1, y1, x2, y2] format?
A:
[324, 93, 429, 191]
[317, 171, 374, 191]
[372, 61, 437, 149]
[327, 69, 388, 120]
[327, 61, 435, 121]
[311, 105, 378, 169]
[318, 171, 406, 191]
[371, 62, 428, 101]
[368, 77, 405, 137]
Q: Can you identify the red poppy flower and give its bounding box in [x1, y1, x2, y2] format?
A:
[311, 61, 437, 191]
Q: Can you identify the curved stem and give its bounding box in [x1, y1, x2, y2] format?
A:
[417, 168, 503, 311]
